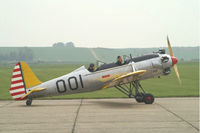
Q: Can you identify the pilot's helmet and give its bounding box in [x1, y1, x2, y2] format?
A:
[117, 56, 121, 59]
[117, 56, 122, 61]
[90, 63, 95, 67]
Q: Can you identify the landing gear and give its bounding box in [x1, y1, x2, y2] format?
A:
[143, 93, 154, 104]
[114, 81, 155, 104]
[26, 98, 32, 106]
[135, 93, 144, 103]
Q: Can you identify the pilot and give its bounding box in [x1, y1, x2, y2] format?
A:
[88, 63, 95, 72]
[116, 56, 123, 65]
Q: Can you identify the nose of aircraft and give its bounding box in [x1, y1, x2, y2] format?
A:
[171, 56, 178, 65]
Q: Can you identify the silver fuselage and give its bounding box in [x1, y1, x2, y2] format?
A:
[27, 54, 173, 98]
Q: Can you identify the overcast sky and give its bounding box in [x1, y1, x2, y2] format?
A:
[0, 0, 199, 48]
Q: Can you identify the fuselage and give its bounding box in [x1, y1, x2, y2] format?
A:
[28, 53, 173, 98]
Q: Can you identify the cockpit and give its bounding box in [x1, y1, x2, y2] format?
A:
[94, 53, 160, 71]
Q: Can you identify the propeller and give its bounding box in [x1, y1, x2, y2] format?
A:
[167, 36, 182, 85]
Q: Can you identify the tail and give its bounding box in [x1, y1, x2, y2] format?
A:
[9, 62, 42, 100]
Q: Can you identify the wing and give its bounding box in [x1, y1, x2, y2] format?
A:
[102, 70, 146, 89]
[21, 88, 46, 99]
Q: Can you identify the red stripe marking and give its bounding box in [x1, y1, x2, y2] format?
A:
[12, 74, 22, 78]
[14, 63, 19, 66]
[11, 91, 25, 96]
[13, 68, 21, 72]
[102, 75, 110, 78]
[10, 85, 24, 91]
[15, 97, 22, 101]
[11, 80, 23, 84]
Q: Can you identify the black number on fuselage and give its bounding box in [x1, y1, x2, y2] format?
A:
[56, 80, 67, 93]
[79, 75, 84, 88]
[56, 75, 84, 93]
[68, 76, 78, 90]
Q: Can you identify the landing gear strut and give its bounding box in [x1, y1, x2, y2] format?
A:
[26, 98, 32, 106]
[114, 81, 154, 104]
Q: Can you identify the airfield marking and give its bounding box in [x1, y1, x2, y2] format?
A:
[71, 99, 83, 133]
[156, 103, 199, 131]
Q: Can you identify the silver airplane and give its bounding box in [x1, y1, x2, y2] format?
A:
[9, 37, 181, 106]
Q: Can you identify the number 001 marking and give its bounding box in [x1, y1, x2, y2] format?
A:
[56, 75, 84, 93]
[68, 76, 78, 90]
[56, 80, 67, 93]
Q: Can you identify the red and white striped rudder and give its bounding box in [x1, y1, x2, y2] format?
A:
[10, 62, 26, 100]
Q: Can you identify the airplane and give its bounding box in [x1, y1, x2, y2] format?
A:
[9, 37, 181, 106]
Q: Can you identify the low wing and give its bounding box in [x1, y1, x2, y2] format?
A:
[21, 88, 46, 99]
[102, 70, 146, 89]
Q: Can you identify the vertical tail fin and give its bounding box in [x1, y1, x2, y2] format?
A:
[10, 62, 42, 100]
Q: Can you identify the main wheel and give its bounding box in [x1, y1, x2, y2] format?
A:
[135, 93, 144, 103]
[144, 93, 154, 104]
[26, 99, 32, 106]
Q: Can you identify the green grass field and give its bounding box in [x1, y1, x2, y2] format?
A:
[0, 62, 199, 100]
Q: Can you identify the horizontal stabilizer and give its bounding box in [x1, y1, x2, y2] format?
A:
[21, 88, 46, 99]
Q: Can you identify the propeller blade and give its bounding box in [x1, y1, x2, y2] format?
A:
[167, 36, 181, 85]
[173, 63, 182, 85]
[167, 36, 173, 56]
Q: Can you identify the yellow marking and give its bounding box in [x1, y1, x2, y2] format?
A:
[20, 62, 42, 88]
[21, 88, 46, 99]
[101, 70, 146, 90]
[101, 84, 110, 90]
[97, 73, 126, 83]
[100, 74, 120, 90]
[113, 70, 146, 81]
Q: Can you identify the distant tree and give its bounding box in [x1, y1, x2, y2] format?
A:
[52, 42, 65, 47]
[18, 47, 34, 61]
[52, 42, 75, 47]
[65, 42, 75, 47]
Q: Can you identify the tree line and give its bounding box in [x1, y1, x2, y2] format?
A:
[0, 47, 34, 62]
[52, 42, 75, 47]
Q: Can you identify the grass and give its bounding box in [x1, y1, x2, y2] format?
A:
[0, 62, 199, 100]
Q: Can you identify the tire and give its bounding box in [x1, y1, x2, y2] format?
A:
[135, 93, 144, 103]
[144, 93, 154, 104]
[26, 99, 32, 106]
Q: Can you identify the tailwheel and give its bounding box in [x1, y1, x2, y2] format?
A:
[144, 93, 154, 104]
[26, 98, 32, 106]
[135, 93, 144, 103]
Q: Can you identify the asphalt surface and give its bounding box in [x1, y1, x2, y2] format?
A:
[0, 98, 199, 133]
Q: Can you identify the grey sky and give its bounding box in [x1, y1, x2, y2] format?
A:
[0, 0, 199, 48]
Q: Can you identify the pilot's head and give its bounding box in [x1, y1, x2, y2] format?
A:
[89, 63, 95, 69]
[117, 56, 122, 63]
